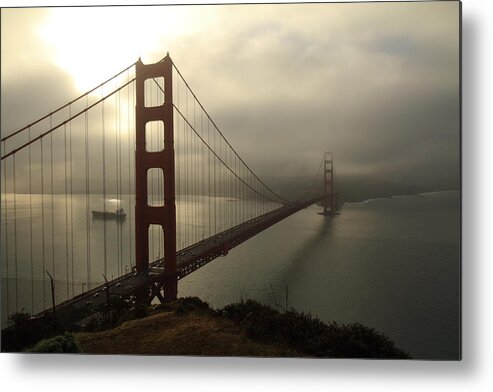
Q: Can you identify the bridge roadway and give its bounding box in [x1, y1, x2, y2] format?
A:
[32, 194, 326, 329]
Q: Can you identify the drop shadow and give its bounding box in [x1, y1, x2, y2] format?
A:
[460, 11, 479, 371]
[11, 349, 471, 378]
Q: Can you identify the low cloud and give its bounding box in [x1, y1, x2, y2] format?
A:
[2, 2, 460, 193]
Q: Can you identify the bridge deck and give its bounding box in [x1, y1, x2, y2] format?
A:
[30, 195, 326, 329]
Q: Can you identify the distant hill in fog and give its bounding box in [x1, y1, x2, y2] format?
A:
[263, 172, 460, 204]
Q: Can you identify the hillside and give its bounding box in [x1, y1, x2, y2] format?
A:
[24, 298, 410, 358]
[76, 305, 293, 356]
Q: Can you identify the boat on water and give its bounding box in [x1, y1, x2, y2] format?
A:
[91, 208, 126, 220]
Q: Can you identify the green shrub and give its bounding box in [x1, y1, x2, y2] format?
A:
[27, 332, 81, 353]
[174, 297, 210, 315]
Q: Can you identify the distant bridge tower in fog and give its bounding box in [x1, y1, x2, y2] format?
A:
[322, 152, 336, 216]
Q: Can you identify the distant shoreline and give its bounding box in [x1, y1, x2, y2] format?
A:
[344, 189, 460, 206]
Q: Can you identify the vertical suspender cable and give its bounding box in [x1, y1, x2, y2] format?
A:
[194, 102, 197, 241]
[127, 72, 132, 268]
[202, 110, 205, 239]
[175, 100, 179, 249]
[2, 142, 10, 316]
[119, 89, 123, 275]
[118, 89, 123, 274]
[193, 98, 196, 243]
[229, 147, 232, 227]
[243, 161, 246, 219]
[13, 154, 18, 312]
[115, 90, 120, 274]
[128, 74, 133, 268]
[85, 96, 91, 289]
[175, 79, 179, 249]
[220, 137, 222, 231]
[186, 88, 189, 246]
[156, 82, 161, 259]
[234, 155, 236, 226]
[201, 109, 204, 239]
[196, 103, 199, 241]
[50, 123, 55, 285]
[222, 138, 225, 231]
[213, 123, 216, 235]
[40, 139, 46, 307]
[227, 147, 230, 227]
[69, 105, 75, 296]
[184, 88, 187, 247]
[64, 122, 69, 298]
[28, 128, 34, 312]
[195, 105, 198, 240]
[208, 119, 211, 237]
[102, 91, 107, 278]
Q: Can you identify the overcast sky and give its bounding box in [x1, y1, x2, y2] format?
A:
[1, 2, 460, 189]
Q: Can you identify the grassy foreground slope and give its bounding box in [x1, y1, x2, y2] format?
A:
[76, 307, 292, 356]
[73, 298, 410, 358]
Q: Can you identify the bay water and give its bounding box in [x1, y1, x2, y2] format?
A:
[1, 191, 460, 359]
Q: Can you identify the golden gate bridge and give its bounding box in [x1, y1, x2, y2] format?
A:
[1, 54, 336, 329]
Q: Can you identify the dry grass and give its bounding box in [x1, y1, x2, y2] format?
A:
[70, 297, 409, 358]
[76, 310, 296, 357]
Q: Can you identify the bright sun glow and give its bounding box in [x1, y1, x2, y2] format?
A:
[37, 7, 198, 92]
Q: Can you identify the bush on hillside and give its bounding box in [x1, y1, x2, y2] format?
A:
[27, 332, 81, 353]
[220, 299, 410, 359]
[155, 296, 210, 314]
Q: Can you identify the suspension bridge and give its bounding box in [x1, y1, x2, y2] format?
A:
[1, 54, 336, 329]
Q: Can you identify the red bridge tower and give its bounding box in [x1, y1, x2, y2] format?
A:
[135, 55, 177, 301]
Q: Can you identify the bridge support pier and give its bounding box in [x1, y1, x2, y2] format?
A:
[135, 54, 177, 301]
